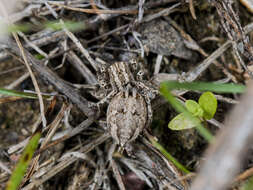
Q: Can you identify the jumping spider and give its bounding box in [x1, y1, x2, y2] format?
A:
[96, 60, 158, 151]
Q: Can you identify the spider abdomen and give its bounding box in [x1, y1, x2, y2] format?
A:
[107, 90, 147, 147]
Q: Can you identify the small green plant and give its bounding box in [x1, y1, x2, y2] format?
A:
[160, 81, 245, 141]
[168, 91, 217, 130]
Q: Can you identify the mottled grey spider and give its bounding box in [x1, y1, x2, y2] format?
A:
[96, 59, 158, 149]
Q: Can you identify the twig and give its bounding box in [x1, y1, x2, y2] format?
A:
[0, 1, 182, 62]
[154, 54, 163, 74]
[212, 0, 253, 77]
[34, 118, 95, 156]
[0, 65, 24, 75]
[132, 31, 144, 58]
[166, 17, 239, 83]
[60, 19, 98, 71]
[185, 41, 232, 82]
[234, 166, 253, 183]
[21, 132, 110, 190]
[86, 24, 129, 44]
[8, 4, 41, 23]
[0, 2, 48, 126]
[189, 0, 197, 20]
[142, 3, 180, 23]
[4, 41, 97, 118]
[48, 2, 138, 14]
[4, 72, 29, 90]
[17, 32, 48, 58]
[138, 0, 145, 22]
[62, 43, 97, 84]
[0, 161, 11, 174]
[12, 33, 47, 127]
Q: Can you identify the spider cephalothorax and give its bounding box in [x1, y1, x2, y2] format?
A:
[97, 60, 158, 148]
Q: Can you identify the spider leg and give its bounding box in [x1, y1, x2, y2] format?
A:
[145, 97, 153, 128]
[97, 60, 110, 89]
[132, 82, 157, 129]
[133, 81, 159, 100]
[97, 88, 118, 107]
[96, 61, 119, 107]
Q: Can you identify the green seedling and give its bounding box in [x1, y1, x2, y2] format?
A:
[161, 81, 245, 141]
[168, 91, 217, 130]
[6, 132, 41, 190]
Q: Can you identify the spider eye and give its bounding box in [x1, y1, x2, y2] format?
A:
[100, 80, 108, 88]
[137, 71, 144, 76]
[100, 67, 106, 72]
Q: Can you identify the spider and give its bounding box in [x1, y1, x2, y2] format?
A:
[96, 59, 158, 151]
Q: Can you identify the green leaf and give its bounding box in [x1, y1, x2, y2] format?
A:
[198, 92, 217, 120]
[185, 100, 204, 117]
[161, 81, 246, 93]
[6, 132, 41, 190]
[34, 54, 45, 60]
[45, 20, 85, 32]
[7, 24, 30, 33]
[160, 83, 214, 142]
[168, 113, 201, 130]
[0, 88, 51, 99]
